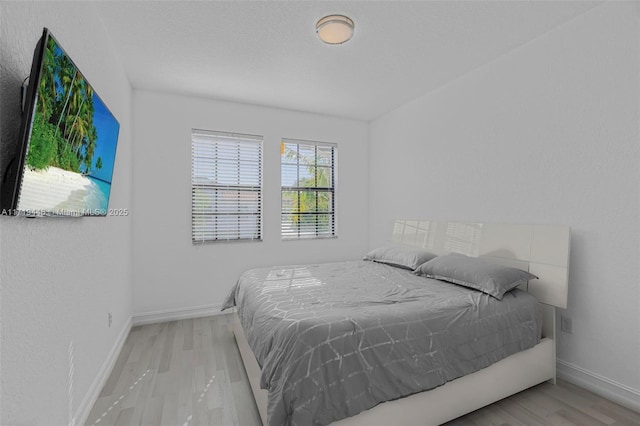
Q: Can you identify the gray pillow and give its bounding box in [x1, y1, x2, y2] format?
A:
[413, 253, 538, 299]
[364, 246, 437, 270]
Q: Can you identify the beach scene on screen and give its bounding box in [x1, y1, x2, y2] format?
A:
[17, 35, 119, 215]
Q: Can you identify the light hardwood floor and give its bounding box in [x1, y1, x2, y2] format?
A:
[86, 315, 640, 426]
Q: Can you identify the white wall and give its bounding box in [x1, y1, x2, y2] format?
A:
[369, 1, 639, 405]
[132, 91, 368, 316]
[0, 3, 133, 424]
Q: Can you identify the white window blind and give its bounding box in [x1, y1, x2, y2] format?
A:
[281, 139, 336, 239]
[192, 130, 262, 243]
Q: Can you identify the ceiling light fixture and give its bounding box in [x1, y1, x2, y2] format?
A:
[316, 15, 354, 45]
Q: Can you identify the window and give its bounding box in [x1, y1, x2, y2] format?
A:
[281, 139, 336, 239]
[191, 130, 262, 243]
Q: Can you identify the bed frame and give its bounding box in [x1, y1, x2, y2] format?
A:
[232, 220, 571, 425]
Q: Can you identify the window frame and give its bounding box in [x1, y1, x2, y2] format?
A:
[191, 129, 263, 244]
[280, 138, 337, 240]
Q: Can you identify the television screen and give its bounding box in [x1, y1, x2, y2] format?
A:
[7, 28, 120, 217]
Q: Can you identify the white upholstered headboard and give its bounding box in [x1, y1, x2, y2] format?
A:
[392, 220, 571, 309]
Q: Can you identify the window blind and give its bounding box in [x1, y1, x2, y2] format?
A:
[192, 130, 262, 243]
[281, 139, 336, 239]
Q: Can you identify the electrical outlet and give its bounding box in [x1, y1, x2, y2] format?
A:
[560, 316, 572, 334]
[108, 312, 112, 328]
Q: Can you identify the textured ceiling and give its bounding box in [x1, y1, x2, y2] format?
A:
[95, 1, 600, 120]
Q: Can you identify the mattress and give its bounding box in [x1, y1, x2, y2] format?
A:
[222, 260, 542, 426]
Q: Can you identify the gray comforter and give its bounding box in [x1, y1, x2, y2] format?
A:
[222, 261, 542, 426]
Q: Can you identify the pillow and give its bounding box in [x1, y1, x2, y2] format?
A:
[364, 246, 437, 270]
[413, 253, 538, 299]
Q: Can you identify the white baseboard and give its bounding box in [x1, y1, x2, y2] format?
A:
[132, 303, 226, 326]
[73, 305, 226, 425]
[74, 316, 132, 426]
[557, 359, 640, 413]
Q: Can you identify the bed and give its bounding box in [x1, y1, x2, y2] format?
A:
[224, 220, 571, 425]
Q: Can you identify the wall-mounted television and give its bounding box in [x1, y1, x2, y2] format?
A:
[1, 28, 120, 217]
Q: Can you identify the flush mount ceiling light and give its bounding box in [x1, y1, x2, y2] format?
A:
[316, 15, 354, 45]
